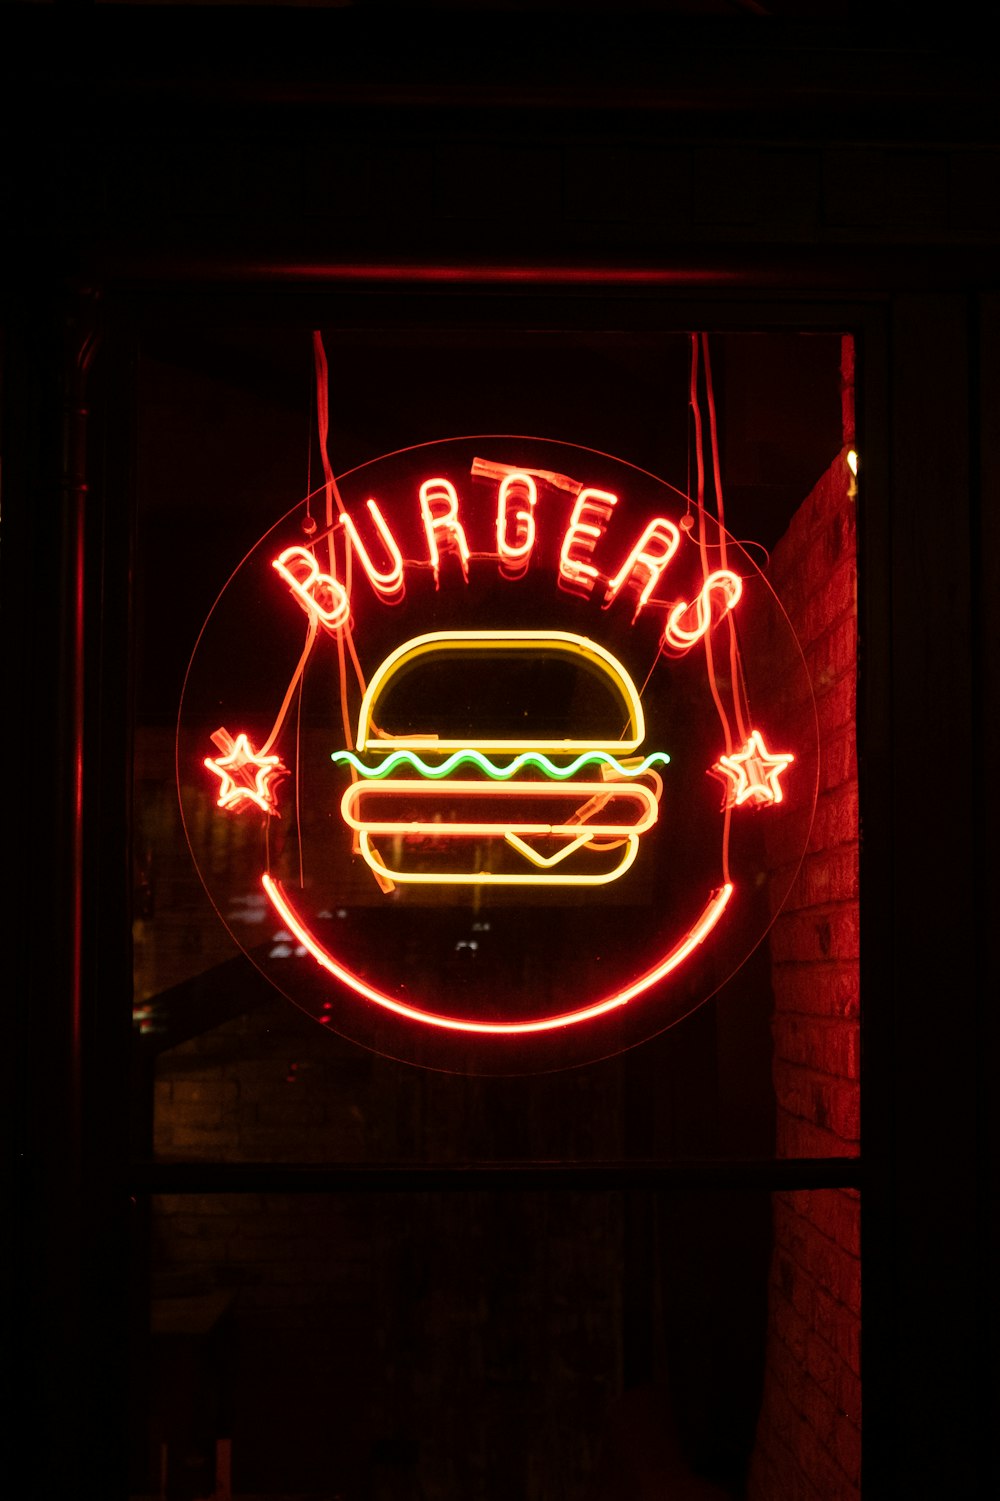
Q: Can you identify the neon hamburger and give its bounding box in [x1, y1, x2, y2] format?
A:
[331, 631, 670, 888]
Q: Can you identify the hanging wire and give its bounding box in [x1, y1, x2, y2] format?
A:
[312, 330, 375, 749]
[260, 618, 320, 757]
[689, 333, 736, 884]
[690, 335, 735, 755]
[701, 333, 751, 745]
[303, 360, 317, 536]
[312, 331, 355, 751]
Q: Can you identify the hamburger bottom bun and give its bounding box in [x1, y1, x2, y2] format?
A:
[342, 776, 660, 887]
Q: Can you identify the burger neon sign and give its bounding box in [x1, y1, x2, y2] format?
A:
[264, 471, 745, 643]
[184, 436, 811, 1071]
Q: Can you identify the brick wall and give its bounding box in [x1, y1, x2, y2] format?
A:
[748, 340, 861, 1499]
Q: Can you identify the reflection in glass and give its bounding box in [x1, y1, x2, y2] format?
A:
[132, 1189, 860, 1500]
[133, 327, 856, 1150]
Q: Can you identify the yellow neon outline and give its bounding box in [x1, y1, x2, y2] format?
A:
[663, 569, 743, 650]
[357, 830, 642, 887]
[344, 777, 658, 887]
[341, 777, 659, 838]
[504, 831, 595, 868]
[356, 631, 647, 752]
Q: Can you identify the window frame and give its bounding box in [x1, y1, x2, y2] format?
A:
[9, 268, 990, 1498]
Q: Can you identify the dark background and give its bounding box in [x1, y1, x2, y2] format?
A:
[3, 4, 998, 1499]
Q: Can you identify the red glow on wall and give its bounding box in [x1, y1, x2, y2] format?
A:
[186, 436, 812, 1061]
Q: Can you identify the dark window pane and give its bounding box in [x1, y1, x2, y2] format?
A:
[133, 1188, 859, 1499]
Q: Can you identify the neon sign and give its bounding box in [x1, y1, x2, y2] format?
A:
[272, 479, 743, 658]
[339, 500, 406, 604]
[495, 472, 537, 579]
[205, 730, 287, 816]
[419, 477, 471, 585]
[328, 631, 666, 888]
[180, 434, 812, 1070]
[713, 730, 794, 808]
[559, 488, 618, 597]
[663, 570, 743, 652]
[604, 517, 681, 619]
[261, 872, 734, 1036]
[272, 546, 351, 633]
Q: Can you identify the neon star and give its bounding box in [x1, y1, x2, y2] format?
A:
[712, 730, 794, 809]
[205, 730, 287, 816]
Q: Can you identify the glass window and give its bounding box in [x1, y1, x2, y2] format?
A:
[134, 1186, 859, 1499]
[132, 312, 855, 1160]
[126, 299, 860, 1501]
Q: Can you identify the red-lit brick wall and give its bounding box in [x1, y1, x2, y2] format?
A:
[748, 341, 862, 1499]
[768, 465, 859, 1162]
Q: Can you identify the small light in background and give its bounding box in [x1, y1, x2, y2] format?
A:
[847, 449, 859, 476]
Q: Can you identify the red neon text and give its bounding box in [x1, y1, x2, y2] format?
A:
[271, 473, 748, 641]
[340, 500, 405, 604]
[559, 488, 618, 597]
[604, 517, 681, 620]
[663, 569, 743, 651]
[420, 477, 471, 586]
[273, 546, 350, 633]
[496, 472, 538, 579]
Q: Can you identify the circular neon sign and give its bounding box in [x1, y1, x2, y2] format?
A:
[178, 437, 816, 1073]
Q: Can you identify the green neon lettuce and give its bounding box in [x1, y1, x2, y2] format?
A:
[330, 749, 670, 781]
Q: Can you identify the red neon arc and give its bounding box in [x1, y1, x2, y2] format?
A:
[262, 873, 733, 1035]
[273, 546, 351, 632]
[663, 569, 743, 651]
